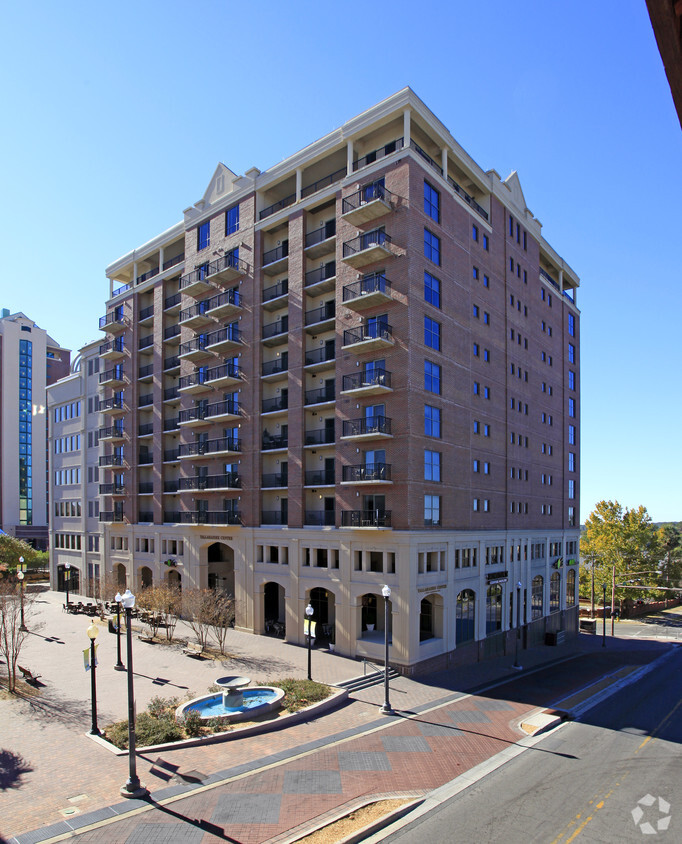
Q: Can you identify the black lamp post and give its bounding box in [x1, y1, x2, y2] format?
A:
[114, 597, 125, 671]
[380, 585, 394, 715]
[86, 622, 100, 735]
[602, 583, 607, 648]
[118, 589, 148, 798]
[512, 581, 523, 670]
[305, 602, 314, 681]
[64, 562, 71, 606]
[17, 556, 27, 633]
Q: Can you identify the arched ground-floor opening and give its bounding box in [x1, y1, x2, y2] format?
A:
[168, 569, 182, 590]
[264, 582, 286, 636]
[114, 563, 127, 590]
[207, 542, 235, 596]
[139, 566, 153, 589]
[308, 587, 336, 645]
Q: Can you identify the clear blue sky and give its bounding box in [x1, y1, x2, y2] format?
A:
[1, 0, 680, 524]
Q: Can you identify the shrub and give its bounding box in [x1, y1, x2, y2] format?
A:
[135, 712, 183, 746]
[105, 720, 130, 749]
[182, 709, 203, 737]
[270, 678, 331, 713]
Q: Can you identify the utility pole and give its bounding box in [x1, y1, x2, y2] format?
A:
[611, 564, 616, 636]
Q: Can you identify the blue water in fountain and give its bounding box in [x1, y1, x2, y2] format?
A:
[186, 689, 279, 717]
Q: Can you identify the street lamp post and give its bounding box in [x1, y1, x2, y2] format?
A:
[305, 603, 314, 681]
[86, 622, 100, 735]
[64, 562, 71, 606]
[380, 585, 394, 715]
[602, 584, 607, 648]
[114, 599, 125, 671]
[117, 589, 148, 798]
[17, 556, 27, 632]
[512, 581, 523, 670]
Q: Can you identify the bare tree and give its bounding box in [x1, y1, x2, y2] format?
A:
[181, 588, 215, 650]
[208, 593, 235, 655]
[155, 583, 182, 641]
[136, 586, 163, 638]
[0, 582, 35, 693]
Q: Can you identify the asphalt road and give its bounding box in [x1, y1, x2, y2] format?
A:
[608, 609, 682, 641]
[380, 647, 682, 843]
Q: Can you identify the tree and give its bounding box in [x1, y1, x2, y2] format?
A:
[182, 589, 216, 650]
[0, 536, 37, 577]
[208, 593, 235, 655]
[581, 501, 662, 611]
[0, 581, 35, 692]
[658, 525, 682, 605]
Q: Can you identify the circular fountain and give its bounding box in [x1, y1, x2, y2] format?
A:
[176, 676, 285, 725]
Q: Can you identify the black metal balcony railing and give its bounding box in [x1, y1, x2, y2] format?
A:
[207, 251, 246, 279]
[260, 194, 296, 221]
[342, 463, 391, 482]
[206, 361, 241, 382]
[139, 305, 155, 320]
[112, 283, 131, 297]
[261, 511, 288, 525]
[164, 448, 179, 462]
[353, 137, 404, 171]
[305, 262, 336, 287]
[98, 396, 124, 412]
[138, 482, 154, 494]
[164, 293, 181, 310]
[138, 363, 154, 379]
[164, 324, 181, 340]
[262, 358, 288, 377]
[305, 384, 335, 405]
[305, 346, 335, 366]
[177, 473, 241, 491]
[206, 287, 241, 312]
[99, 454, 124, 467]
[164, 386, 180, 401]
[139, 422, 154, 436]
[262, 317, 288, 339]
[341, 510, 392, 527]
[99, 312, 126, 330]
[163, 253, 184, 271]
[262, 433, 288, 450]
[99, 483, 125, 495]
[164, 480, 178, 492]
[343, 229, 391, 259]
[99, 510, 124, 523]
[342, 369, 392, 391]
[540, 267, 560, 289]
[305, 510, 336, 526]
[137, 267, 159, 285]
[263, 279, 289, 303]
[342, 415, 392, 437]
[163, 417, 179, 431]
[165, 510, 242, 526]
[262, 395, 288, 413]
[179, 336, 209, 356]
[138, 453, 153, 465]
[343, 323, 392, 346]
[305, 221, 336, 248]
[164, 355, 180, 370]
[178, 371, 208, 391]
[138, 511, 154, 522]
[177, 436, 241, 457]
[138, 393, 153, 407]
[342, 183, 394, 213]
[300, 167, 346, 199]
[180, 301, 211, 322]
[206, 326, 242, 347]
[261, 472, 288, 488]
[262, 242, 289, 265]
[99, 425, 124, 438]
[138, 335, 154, 350]
[305, 303, 335, 326]
[206, 399, 240, 419]
[99, 367, 124, 384]
[305, 469, 335, 485]
[99, 337, 125, 355]
[304, 428, 334, 446]
[342, 273, 391, 302]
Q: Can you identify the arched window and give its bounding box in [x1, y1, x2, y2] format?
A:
[139, 567, 152, 589]
[486, 585, 502, 635]
[532, 575, 544, 619]
[420, 597, 434, 641]
[550, 571, 561, 612]
[566, 569, 576, 607]
[456, 589, 476, 643]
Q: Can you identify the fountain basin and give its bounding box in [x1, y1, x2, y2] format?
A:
[176, 686, 284, 724]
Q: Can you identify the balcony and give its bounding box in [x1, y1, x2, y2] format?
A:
[139, 305, 154, 324]
[262, 357, 288, 379]
[343, 323, 393, 354]
[304, 428, 335, 446]
[262, 394, 288, 414]
[300, 166, 345, 199]
[304, 469, 335, 486]
[179, 266, 211, 296]
[164, 386, 180, 403]
[138, 393, 153, 408]
[304, 346, 335, 370]
[262, 242, 289, 276]
[341, 463, 392, 484]
[261, 511, 288, 526]
[99, 425, 125, 442]
[138, 363, 154, 382]
[342, 183, 394, 225]
[205, 399, 241, 422]
[164, 480, 178, 493]
[205, 326, 243, 354]
[164, 324, 181, 344]
[304, 510, 336, 527]
[138, 511, 154, 522]
[138, 335, 154, 353]
[178, 473, 241, 492]
[178, 405, 211, 427]
[262, 317, 288, 346]
[139, 482, 154, 494]
[342, 229, 392, 269]
[164, 510, 242, 526]
[305, 262, 336, 294]
[305, 384, 335, 406]
[341, 510, 392, 528]
[304, 221, 336, 259]
[99, 454, 124, 467]
[99, 311, 127, 334]
[163, 417, 179, 432]
[179, 301, 213, 329]
[178, 336, 211, 362]
[304, 302, 335, 332]
[138, 452, 153, 465]
[341, 369, 392, 396]
[99, 337, 125, 360]
[342, 273, 392, 310]
[164, 448, 180, 463]
[260, 193, 295, 221]
[205, 288, 242, 320]
[353, 137, 404, 172]
[99, 482, 125, 495]
[99, 510, 125, 523]
[261, 472, 288, 488]
[262, 433, 288, 451]
[163, 253, 185, 271]
[99, 396, 124, 415]
[205, 361, 241, 388]
[262, 279, 289, 310]
[164, 293, 182, 313]
[139, 422, 154, 437]
[164, 355, 180, 373]
[342, 415, 392, 440]
[205, 252, 247, 284]
[178, 436, 241, 459]
[178, 371, 210, 395]
[99, 367, 125, 387]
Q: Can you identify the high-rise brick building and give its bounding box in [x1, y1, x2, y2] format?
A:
[93, 89, 580, 670]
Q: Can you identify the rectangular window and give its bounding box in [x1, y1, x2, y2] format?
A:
[473, 459, 480, 472]
[425, 405, 441, 438]
[197, 220, 210, 251]
[568, 479, 575, 499]
[225, 204, 239, 235]
[509, 215, 514, 236]
[483, 348, 490, 362]
[474, 420, 480, 434]
[472, 224, 478, 242]
[424, 229, 441, 265]
[569, 370, 575, 391]
[483, 274, 489, 287]
[569, 452, 575, 472]
[483, 312, 490, 325]
[484, 386, 490, 399]
[424, 181, 440, 223]
[424, 271, 441, 308]
[568, 343, 575, 363]
[473, 266, 479, 280]
[424, 450, 441, 482]
[568, 313, 575, 336]
[473, 343, 479, 357]
[568, 398, 576, 418]
[424, 494, 441, 526]
[483, 233, 489, 251]
[473, 381, 480, 395]
[473, 304, 479, 318]
[484, 424, 490, 437]
[569, 424, 576, 445]
[424, 360, 441, 394]
[424, 316, 441, 350]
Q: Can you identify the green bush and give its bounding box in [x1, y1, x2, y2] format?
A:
[270, 678, 331, 713]
[147, 695, 178, 719]
[105, 720, 129, 749]
[182, 708, 203, 737]
[135, 712, 182, 746]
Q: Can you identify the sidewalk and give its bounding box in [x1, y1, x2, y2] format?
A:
[2, 590, 676, 843]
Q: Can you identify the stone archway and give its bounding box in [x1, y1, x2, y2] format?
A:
[168, 569, 181, 590]
[309, 587, 336, 644]
[207, 542, 235, 596]
[264, 582, 285, 635]
[115, 563, 126, 589]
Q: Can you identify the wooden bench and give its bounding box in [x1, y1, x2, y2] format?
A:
[18, 666, 41, 685]
[182, 642, 204, 658]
